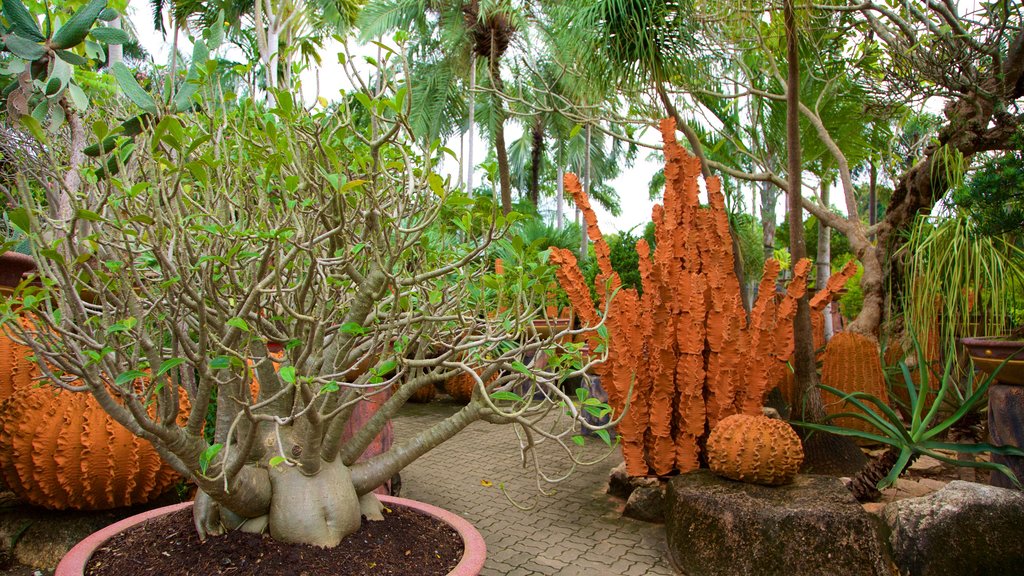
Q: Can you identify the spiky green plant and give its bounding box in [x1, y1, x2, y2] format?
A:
[797, 337, 1023, 502]
[899, 212, 1024, 371]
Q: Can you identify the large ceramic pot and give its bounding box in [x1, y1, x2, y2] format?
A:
[960, 337, 1024, 385]
[56, 495, 487, 576]
[961, 336, 1024, 489]
[0, 251, 35, 295]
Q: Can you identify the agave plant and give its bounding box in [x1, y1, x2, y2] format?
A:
[797, 337, 1024, 502]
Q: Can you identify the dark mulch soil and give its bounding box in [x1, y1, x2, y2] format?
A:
[85, 506, 463, 576]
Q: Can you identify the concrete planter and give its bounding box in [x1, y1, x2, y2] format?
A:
[56, 495, 486, 576]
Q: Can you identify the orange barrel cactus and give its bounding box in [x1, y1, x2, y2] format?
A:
[0, 323, 182, 510]
[820, 331, 890, 433]
[706, 414, 804, 485]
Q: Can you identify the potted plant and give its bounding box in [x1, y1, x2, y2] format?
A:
[0, 4, 616, 572]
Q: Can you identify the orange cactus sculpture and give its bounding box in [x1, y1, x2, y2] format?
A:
[0, 386, 183, 510]
[0, 326, 182, 510]
[706, 414, 804, 485]
[551, 118, 850, 477]
[820, 331, 890, 433]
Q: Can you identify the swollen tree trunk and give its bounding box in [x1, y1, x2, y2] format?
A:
[817, 179, 832, 339]
[785, 0, 824, 421]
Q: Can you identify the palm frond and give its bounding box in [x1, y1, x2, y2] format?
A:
[356, 0, 426, 41]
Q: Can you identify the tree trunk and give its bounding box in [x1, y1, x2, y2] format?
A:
[107, 16, 123, 66]
[761, 180, 777, 262]
[785, 0, 824, 421]
[489, 41, 512, 215]
[848, 447, 919, 502]
[868, 160, 877, 234]
[817, 179, 832, 340]
[529, 116, 544, 208]
[556, 164, 565, 229]
[466, 53, 476, 193]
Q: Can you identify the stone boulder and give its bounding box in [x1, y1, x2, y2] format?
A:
[665, 470, 892, 576]
[623, 484, 665, 523]
[882, 480, 1024, 576]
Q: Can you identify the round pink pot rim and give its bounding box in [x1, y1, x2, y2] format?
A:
[56, 495, 486, 576]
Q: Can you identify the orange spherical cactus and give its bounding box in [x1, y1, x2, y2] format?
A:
[0, 386, 182, 510]
[706, 414, 804, 486]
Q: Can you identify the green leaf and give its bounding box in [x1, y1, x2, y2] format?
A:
[206, 10, 224, 50]
[3, 0, 43, 41]
[51, 0, 106, 49]
[56, 49, 88, 66]
[510, 361, 531, 376]
[490, 390, 523, 402]
[156, 357, 185, 376]
[227, 317, 250, 332]
[569, 124, 583, 139]
[110, 62, 157, 114]
[427, 173, 445, 198]
[74, 208, 104, 222]
[106, 317, 137, 333]
[319, 381, 340, 394]
[594, 429, 612, 446]
[338, 322, 367, 335]
[172, 39, 207, 112]
[97, 7, 118, 21]
[44, 76, 62, 96]
[571, 435, 585, 446]
[83, 136, 119, 157]
[209, 356, 230, 370]
[6, 207, 29, 233]
[268, 456, 286, 468]
[4, 33, 45, 60]
[114, 369, 147, 387]
[374, 360, 397, 376]
[90, 26, 129, 44]
[279, 365, 296, 383]
[199, 443, 222, 474]
[66, 81, 88, 110]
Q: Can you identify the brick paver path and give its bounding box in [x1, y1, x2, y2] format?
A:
[394, 399, 678, 576]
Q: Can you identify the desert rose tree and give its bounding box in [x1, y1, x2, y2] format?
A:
[0, 29, 615, 546]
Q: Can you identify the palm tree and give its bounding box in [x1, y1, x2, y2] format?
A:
[360, 0, 529, 214]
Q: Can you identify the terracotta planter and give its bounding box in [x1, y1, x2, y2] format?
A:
[56, 495, 486, 576]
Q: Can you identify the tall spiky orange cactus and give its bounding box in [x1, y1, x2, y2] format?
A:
[552, 118, 851, 477]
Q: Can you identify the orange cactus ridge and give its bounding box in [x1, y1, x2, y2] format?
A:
[552, 118, 851, 479]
